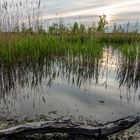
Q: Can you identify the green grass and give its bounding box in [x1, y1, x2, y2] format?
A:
[0, 30, 140, 65]
[0, 33, 103, 64]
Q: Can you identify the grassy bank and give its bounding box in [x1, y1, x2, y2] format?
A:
[1, 31, 140, 64]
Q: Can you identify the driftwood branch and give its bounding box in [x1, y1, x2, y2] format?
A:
[0, 115, 139, 138]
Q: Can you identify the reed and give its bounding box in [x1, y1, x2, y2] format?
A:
[0, 33, 102, 64]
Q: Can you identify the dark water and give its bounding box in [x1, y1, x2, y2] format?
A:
[0, 46, 140, 123]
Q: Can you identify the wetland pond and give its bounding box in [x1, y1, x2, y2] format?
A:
[0, 45, 140, 131]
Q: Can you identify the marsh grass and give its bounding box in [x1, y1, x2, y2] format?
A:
[1, 31, 140, 64]
[0, 32, 103, 64]
[0, 0, 140, 65]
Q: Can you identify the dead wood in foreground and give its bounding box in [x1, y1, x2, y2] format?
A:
[0, 115, 139, 139]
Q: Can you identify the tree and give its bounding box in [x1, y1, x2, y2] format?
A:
[112, 23, 118, 33]
[97, 14, 108, 32]
[117, 25, 124, 33]
[72, 22, 79, 34]
[48, 23, 59, 34]
[88, 22, 97, 34]
[37, 25, 46, 34]
[132, 21, 139, 33]
[79, 24, 86, 33]
[58, 19, 67, 34]
[13, 22, 20, 32]
[21, 23, 33, 34]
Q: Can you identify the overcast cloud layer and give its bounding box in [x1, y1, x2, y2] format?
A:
[4, 0, 140, 25]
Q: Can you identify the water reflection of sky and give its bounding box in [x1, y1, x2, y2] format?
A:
[4, 0, 140, 24]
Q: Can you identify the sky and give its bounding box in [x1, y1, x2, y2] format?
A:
[40, 0, 140, 25]
[2, 0, 140, 25]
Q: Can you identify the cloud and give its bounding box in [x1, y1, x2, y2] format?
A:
[37, 0, 140, 24]
[3, 0, 140, 24]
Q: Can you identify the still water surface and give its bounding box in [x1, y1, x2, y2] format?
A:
[0, 46, 140, 123]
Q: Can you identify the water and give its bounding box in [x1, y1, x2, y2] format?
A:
[0, 45, 140, 123]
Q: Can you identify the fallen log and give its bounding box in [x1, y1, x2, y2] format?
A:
[0, 115, 139, 139]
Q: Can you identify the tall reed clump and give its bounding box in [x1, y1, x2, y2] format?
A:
[0, 0, 45, 32]
[0, 32, 103, 64]
[115, 43, 140, 60]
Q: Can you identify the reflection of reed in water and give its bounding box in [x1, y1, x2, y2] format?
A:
[117, 47, 140, 92]
[0, 51, 105, 117]
[60, 53, 102, 88]
[0, 57, 54, 96]
[1, 45, 140, 98]
[0, 50, 103, 97]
